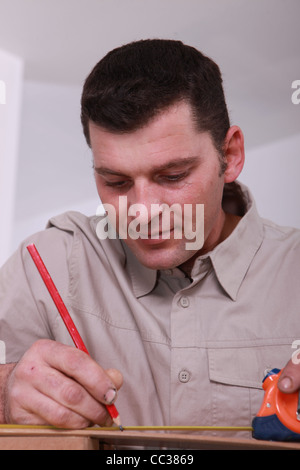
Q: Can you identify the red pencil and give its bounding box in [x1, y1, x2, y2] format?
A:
[27, 243, 123, 430]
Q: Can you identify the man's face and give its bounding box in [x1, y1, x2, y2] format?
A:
[90, 102, 228, 271]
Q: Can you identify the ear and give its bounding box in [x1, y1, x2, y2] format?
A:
[223, 126, 245, 183]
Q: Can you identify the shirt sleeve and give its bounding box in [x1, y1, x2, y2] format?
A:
[0, 225, 73, 363]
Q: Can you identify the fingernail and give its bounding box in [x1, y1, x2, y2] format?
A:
[104, 388, 117, 404]
[278, 376, 293, 391]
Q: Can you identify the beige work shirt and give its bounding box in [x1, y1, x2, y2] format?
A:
[1, 183, 300, 437]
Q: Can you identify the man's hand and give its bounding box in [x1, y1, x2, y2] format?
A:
[3, 339, 123, 429]
[278, 358, 300, 394]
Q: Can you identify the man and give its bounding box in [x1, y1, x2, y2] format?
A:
[0, 39, 300, 435]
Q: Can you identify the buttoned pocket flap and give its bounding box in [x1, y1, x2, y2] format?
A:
[208, 343, 294, 389]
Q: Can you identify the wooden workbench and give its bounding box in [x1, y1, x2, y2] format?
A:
[0, 426, 300, 450]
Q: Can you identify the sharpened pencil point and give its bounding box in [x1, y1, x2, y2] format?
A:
[112, 413, 123, 430]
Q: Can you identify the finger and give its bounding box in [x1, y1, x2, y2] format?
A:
[9, 362, 110, 428]
[11, 386, 92, 428]
[277, 359, 300, 393]
[34, 340, 118, 405]
[6, 367, 89, 428]
[9, 340, 119, 427]
[105, 368, 123, 390]
[34, 365, 112, 425]
[14, 349, 113, 426]
[5, 383, 51, 426]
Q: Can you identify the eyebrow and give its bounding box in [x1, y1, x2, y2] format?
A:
[94, 156, 200, 177]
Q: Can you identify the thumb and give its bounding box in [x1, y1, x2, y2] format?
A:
[105, 368, 123, 391]
[277, 359, 300, 394]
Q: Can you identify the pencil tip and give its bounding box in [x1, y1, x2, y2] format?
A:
[113, 415, 123, 430]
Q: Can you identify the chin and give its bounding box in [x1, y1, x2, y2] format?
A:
[130, 243, 194, 271]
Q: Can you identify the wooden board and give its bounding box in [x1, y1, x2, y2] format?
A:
[1, 426, 300, 450]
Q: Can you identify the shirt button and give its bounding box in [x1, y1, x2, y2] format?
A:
[179, 296, 190, 308]
[164, 269, 173, 276]
[178, 370, 191, 383]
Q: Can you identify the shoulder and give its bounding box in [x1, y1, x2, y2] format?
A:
[46, 210, 95, 235]
[257, 218, 300, 270]
[46, 210, 125, 260]
[261, 217, 300, 248]
[6, 211, 125, 287]
[17, 211, 97, 268]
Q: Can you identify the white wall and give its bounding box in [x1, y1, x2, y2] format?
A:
[12, 81, 99, 252]
[240, 133, 300, 228]
[0, 49, 23, 267]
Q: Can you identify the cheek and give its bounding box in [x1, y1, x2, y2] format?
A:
[94, 175, 104, 198]
[95, 186, 121, 226]
[186, 175, 224, 218]
[95, 179, 117, 206]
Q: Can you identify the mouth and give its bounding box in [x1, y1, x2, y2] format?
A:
[133, 228, 175, 246]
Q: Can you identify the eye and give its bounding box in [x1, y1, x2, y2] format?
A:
[160, 172, 188, 183]
[104, 180, 130, 189]
[94, 167, 132, 191]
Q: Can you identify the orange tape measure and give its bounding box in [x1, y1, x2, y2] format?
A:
[252, 368, 300, 441]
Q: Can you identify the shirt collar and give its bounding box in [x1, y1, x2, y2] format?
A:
[122, 182, 264, 300]
[121, 240, 158, 298]
[204, 183, 264, 301]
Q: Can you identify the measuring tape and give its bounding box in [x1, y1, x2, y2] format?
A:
[252, 368, 300, 441]
[0, 424, 253, 432]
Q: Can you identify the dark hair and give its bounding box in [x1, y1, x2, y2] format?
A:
[81, 39, 230, 164]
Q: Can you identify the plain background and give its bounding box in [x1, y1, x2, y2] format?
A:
[0, 0, 299, 265]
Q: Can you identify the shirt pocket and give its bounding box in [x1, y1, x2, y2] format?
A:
[207, 342, 294, 429]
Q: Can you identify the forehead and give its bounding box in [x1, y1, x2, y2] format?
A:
[89, 102, 214, 171]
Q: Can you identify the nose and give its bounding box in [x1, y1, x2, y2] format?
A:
[127, 180, 162, 226]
